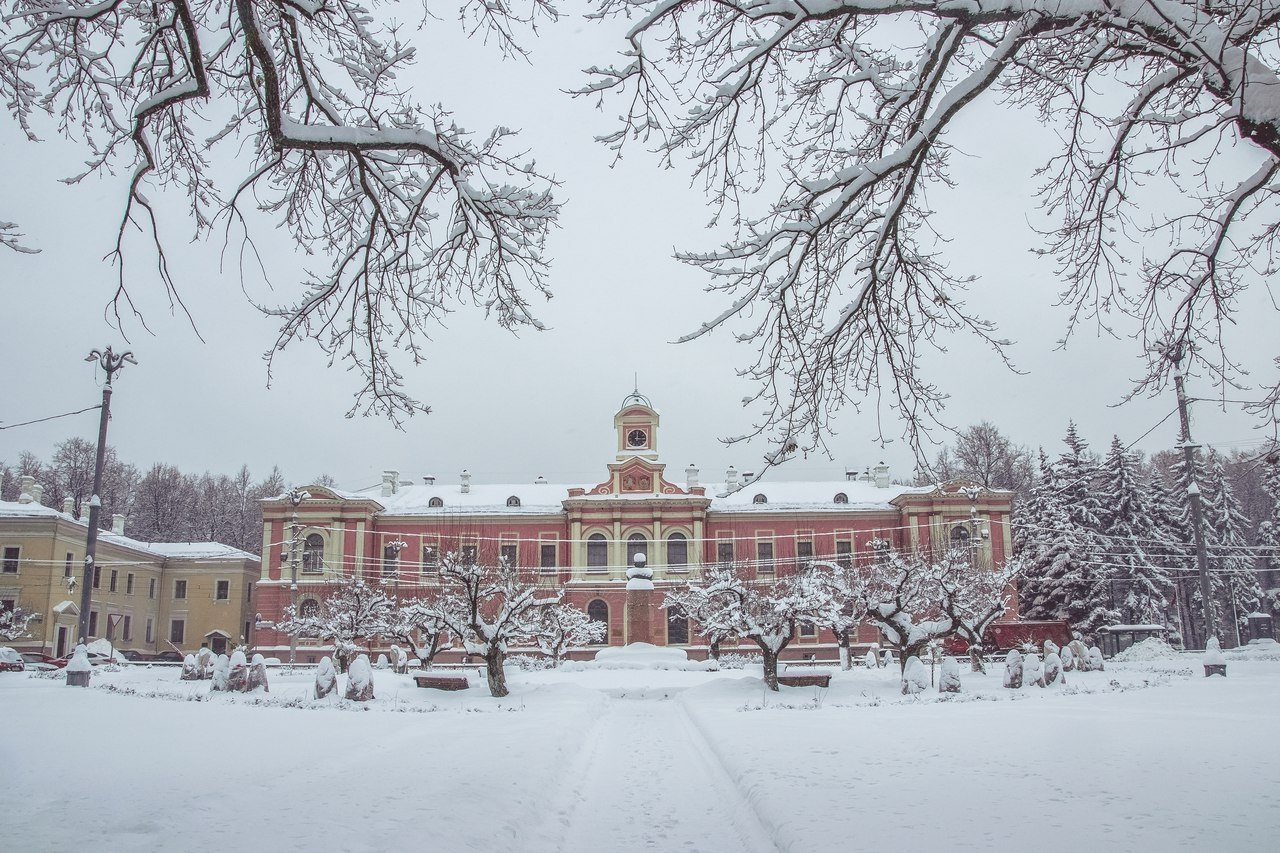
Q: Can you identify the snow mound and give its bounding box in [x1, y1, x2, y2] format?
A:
[565, 643, 718, 672]
[1112, 637, 1181, 662]
[1224, 638, 1280, 661]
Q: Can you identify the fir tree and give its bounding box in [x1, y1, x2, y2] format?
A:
[1257, 457, 1280, 613]
[1095, 437, 1174, 625]
[1203, 452, 1264, 644]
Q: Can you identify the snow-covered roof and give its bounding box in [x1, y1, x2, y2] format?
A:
[709, 480, 932, 512]
[0, 499, 258, 562]
[353, 482, 572, 515]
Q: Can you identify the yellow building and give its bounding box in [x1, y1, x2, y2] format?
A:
[0, 479, 260, 659]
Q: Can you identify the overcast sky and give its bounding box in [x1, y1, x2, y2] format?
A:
[1, 4, 1275, 494]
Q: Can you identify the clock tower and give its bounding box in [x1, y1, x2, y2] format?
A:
[614, 392, 660, 462]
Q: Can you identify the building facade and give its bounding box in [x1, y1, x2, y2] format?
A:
[255, 395, 1015, 663]
[0, 479, 261, 658]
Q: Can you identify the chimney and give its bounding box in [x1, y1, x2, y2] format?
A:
[112, 514, 125, 535]
[31, 484, 44, 506]
[725, 465, 739, 490]
[78, 501, 89, 523]
[686, 464, 699, 489]
[63, 497, 75, 516]
[17, 475, 35, 504]
[460, 469, 471, 494]
[381, 470, 398, 498]
[422, 475, 436, 486]
[874, 462, 890, 488]
[535, 475, 547, 485]
[845, 467, 858, 482]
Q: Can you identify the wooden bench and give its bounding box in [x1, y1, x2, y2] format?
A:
[778, 672, 831, 688]
[414, 674, 470, 691]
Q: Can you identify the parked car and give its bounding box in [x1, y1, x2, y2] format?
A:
[56, 650, 124, 667]
[19, 652, 65, 670]
[0, 647, 25, 672]
[152, 650, 184, 663]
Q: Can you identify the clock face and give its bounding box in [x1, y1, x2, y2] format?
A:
[627, 429, 648, 448]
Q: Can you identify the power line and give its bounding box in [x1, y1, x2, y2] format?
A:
[0, 404, 102, 431]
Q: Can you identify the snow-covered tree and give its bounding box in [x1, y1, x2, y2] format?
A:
[936, 551, 1022, 673]
[1096, 437, 1174, 626]
[666, 563, 831, 690]
[854, 549, 960, 676]
[275, 577, 394, 672]
[1, 0, 560, 419]
[0, 604, 38, 641]
[1203, 452, 1264, 644]
[1259, 456, 1280, 615]
[430, 552, 560, 697]
[382, 596, 449, 670]
[536, 603, 606, 666]
[583, 0, 1280, 464]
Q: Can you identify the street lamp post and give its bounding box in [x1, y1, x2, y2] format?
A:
[284, 487, 310, 670]
[78, 347, 136, 644]
[1167, 347, 1216, 647]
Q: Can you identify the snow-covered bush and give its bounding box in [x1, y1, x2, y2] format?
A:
[863, 650, 878, 669]
[1060, 644, 1076, 672]
[901, 656, 929, 694]
[246, 654, 269, 693]
[314, 657, 338, 699]
[1003, 650, 1023, 689]
[227, 650, 248, 691]
[1043, 653, 1065, 687]
[880, 649, 894, 669]
[1203, 636, 1226, 667]
[1085, 646, 1106, 672]
[1044, 639, 1060, 659]
[180, 654, 200, 681]
[195, 646, 214, 677]
[345, 654, 375, 701]
[938, 655, 961, 693]
[1023, 652, 1044, 688]
[1068, 640, 1088, 666]
[210, 654, 231, 692]
[375, 653, 389, 670]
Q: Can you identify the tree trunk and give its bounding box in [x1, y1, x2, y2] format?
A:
[756, 640, 785, 691]
[837, 632, 851, 671]
[709, 638, 721, 660]
[969, 645, 987, 674]
[484, 647, 508, 698]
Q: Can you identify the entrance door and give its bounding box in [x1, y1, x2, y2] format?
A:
[56, 626, 69, 657]
[210, 636, 227, 655]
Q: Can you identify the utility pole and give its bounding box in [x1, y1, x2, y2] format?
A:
[1168, 347, 1216, 647]
[78, 347, 136, 644]
[285, 487, 310, 670]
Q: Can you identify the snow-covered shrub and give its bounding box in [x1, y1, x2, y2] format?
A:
[180, 654, 200, 681]
[210, 654, 231, 692]
[1043, 639, 1060, 659]
[245, 654, 269, 693]
[227, 650, 248, 691]
[880, 649, 894, 669]
[1068, 640, 1088, 666]
[314, 657, 338, 699]
[863, 650, 878, 669]
[1023, 652, 1044, 687]
[1003, 649, 1023, 688]
[1060, 644, 1076, 672]
[1043, 653, 1065, 687]
[938, 655, 961, 693]
[196, 646, 214, 677]
[901, 656, 929, 694]
[1085, 646, 1106, 672]
[375, 653, 389, 670]
[1203, 636, 1226, 667]
[389, 645, 409, 674]
[345, 653, 375, 701]
[65, 644, 91, 673]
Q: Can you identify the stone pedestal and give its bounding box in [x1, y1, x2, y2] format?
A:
[626, 587, 654, 645]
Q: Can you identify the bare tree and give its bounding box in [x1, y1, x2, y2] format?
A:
[1, 0, 560, 419]
[0, 604, 39, 641]
[536, 602, 606, 666]
[582, 0, 1280, 462]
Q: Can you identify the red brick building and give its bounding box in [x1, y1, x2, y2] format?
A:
[253, 394, 1014, 662]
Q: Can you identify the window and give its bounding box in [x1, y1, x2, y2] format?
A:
[64, 552, 74, 578]
[88, 611, 98, 636]
[540, 543, 557, 570]
[797, 540, 813, 564]
[717, 540, 735, 565]
[666, 533, 688, 568]
[145, 618, 154, 644]
[500, 543, 518, 567]
[422, 546, 438, 575]
[148, 578, 156, 599]
[833, 492, 849, 504]
[122, 615, 132, 641]
[299, 599, 321, 618]
[215, 580, 230, 600]
[799, 621, 817, 638]
[428, 497, 444, 508]
[246, 584, 252, 602]
[92, 565, 101, 588]
[109, 570, 118, 592]
[383, 544, 401, 577]
[667, 608, 689, 645]
[173, 579, 187, 600]
[1, 546, 17, 573]
[752, 493, 767, 504]
[126, 573, 135, 595]
[1, 598, 13, 614]
[461, 544, 477, 566]
[506, 495, 521, 507]
[951, 525, 971, 549]
[756, 541, 775, 575]
[836, 540, 853, 570]
[302, 533, 325, 574]
[170, 619, 185, 645]
[587, 600, 609, 639]
[626, 533, 648, 565]
[587, 534, 608, 569]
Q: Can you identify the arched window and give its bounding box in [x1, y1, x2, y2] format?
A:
[627, 533, 648, 565]
[833, 492, 849, 504]
[587, 533, 608, 569]
[299, 598, 320, 618]
[428, 497, 444, 508]
[667, 607, 689, 645]
[506, 495, 521, 507]
[666, 532, 688, 568]
[752, 493, 767, 504]
[950, 525, 971, 550]
[587, 599, 609, 641]
[302, 534, 325, 574]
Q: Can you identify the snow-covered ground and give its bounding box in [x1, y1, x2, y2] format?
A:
[3, 655, 1278, 852]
